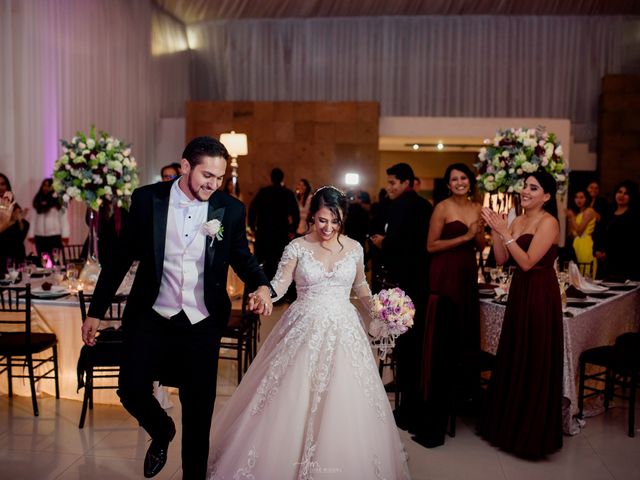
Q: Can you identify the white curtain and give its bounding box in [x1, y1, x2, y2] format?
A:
[0, 0, 189, 242]
[188, 15, 625, 145]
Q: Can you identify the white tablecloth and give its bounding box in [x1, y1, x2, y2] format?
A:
[480, 285, 640, 435]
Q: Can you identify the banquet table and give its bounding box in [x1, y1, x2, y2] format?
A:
[479, 284, 640, 435]
[0, 268, 244, 406]
[0, 279, 125, 405]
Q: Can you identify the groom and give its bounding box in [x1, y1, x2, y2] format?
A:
[81, 136, 273, 479]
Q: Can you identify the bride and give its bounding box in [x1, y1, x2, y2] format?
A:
[208, 186, 411, 479]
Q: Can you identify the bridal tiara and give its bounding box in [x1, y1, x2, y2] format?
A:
[313, 185, 346, 197]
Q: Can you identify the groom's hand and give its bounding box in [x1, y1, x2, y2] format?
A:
[248, 286, 273, 316]
[81, 316, 101, 346]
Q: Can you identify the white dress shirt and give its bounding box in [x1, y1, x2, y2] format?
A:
[152, 180, 210, 324]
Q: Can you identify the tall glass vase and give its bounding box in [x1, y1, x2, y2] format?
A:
[87, 208, 99, 263]
[79, 207, 102, 286]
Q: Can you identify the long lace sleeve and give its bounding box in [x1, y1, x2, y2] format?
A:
[352, 244, 377, 334]
[270, 242, 299, 303]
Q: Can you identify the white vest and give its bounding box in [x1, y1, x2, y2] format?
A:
[153, 182, 209, 324]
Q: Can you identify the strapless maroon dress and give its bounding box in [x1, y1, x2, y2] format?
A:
[480, 234, 563, 458]
[428, 220, 480, 352]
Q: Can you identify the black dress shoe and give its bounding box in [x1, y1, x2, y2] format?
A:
[144, 420, 176, 478]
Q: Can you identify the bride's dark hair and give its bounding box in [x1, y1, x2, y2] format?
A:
[308, 186, 349, 249]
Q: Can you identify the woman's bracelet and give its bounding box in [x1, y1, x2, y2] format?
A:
[503, 238, 515, 246]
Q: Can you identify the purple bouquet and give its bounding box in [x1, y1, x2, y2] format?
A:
[369, 288, 415, 359]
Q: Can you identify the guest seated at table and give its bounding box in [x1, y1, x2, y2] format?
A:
[479, 169, 563, 459]
[567, 188, 597, 278]
[414, 163, 484, 448]
[594, 180, 640, 281]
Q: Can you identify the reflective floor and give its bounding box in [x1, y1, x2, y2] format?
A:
[1, 305, 638, 479]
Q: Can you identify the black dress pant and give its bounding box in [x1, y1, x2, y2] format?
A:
[118, 310, 221, 480]
[34, 235, 63, 259]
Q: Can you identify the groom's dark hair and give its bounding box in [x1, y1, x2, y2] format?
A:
[182, 136, 230, 166]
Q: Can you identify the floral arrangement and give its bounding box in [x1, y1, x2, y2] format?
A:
[369, 287, 415, 359]
[52, 126, 139, 211]
[475, 127, 568, 195]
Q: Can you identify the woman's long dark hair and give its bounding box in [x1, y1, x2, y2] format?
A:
[570, 188, 589, 215]
[32, 178, 60, 214]
[308, 186, 349, 250]
[444, 163, 477, 197]
[297, 178, 312, 205]
[524, 169, 558, 218]
[0, 172, 12, 192]
[614, 180, 639, 211]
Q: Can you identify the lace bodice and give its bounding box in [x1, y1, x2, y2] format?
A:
[271, 237, 374, 312]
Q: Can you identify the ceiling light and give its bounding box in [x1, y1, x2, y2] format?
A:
[345, 173, 359, 185]
[436, 143, 444, 150]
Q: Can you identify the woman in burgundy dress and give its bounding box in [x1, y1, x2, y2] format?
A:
[414, 163, 484, 447]
[480, 169, 563, 458]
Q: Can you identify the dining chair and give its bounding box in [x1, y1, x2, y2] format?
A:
[378, 349, 398, 406]
[76, 290, 126, 428]
[578, 332, 640, 437]
[610, 333, 639, 437]
[220, 287, 258, 384]
[62, 243, 85, 263]
[0, 284, 59, 416]
[577, 261, 596, 279]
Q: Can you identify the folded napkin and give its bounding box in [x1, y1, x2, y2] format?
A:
[565, 285, 587, 299]
[568, 262, 609, 293]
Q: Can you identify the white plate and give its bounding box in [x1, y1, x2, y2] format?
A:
[32, 286, 69, 296]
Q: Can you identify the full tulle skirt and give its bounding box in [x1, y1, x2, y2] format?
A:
[208, 297, 411, 479]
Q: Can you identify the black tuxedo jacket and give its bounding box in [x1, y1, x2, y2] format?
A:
[87, 180, 270, 332]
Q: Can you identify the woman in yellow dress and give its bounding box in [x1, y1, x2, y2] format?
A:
[567, 189, 598, 278]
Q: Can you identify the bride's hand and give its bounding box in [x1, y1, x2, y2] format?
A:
[248, 286, 273, 316]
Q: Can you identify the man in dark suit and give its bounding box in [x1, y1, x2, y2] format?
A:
[81, 137, 273, 479]
[248, 167, 299, 280]
[370, 162, 432, 431]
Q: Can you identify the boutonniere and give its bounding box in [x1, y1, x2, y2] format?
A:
[202, 219, 224, 246]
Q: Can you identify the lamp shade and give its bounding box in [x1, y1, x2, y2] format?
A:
[220, 131, 248, 157]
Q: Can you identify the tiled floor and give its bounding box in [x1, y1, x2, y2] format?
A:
[1, 305, 638, 480]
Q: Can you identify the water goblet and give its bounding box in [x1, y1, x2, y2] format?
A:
[22, 262, 34, 282]
[51, 248, 61, 266]
[66, 264, 79, 290]
[489, 268, 499, 285]
[7, 259, 19, 283]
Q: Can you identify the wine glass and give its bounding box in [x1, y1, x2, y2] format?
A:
[489, 268, 499, 285]
[51, 248, 61, 267]
[66, 264, 78, 289]
[6, 258, 18, 283]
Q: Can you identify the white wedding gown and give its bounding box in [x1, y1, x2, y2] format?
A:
[208, 237, 411, 479]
